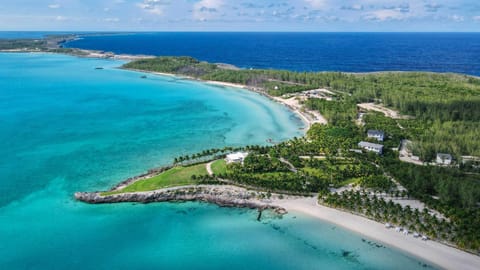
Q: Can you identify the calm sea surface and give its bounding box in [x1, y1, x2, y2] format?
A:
[0, 52, 436, 269]
[64, 32, 480, 76]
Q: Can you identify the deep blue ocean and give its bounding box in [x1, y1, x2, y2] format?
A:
[64, 32, 480, 76]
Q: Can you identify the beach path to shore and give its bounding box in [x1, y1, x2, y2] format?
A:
[206, 161, 214, 176]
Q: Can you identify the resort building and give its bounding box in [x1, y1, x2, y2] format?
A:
[226, 152, 249, 164]
[358, 141, 384, 154]
[436, 153, 453, 165]
[367, 130, 385, 142]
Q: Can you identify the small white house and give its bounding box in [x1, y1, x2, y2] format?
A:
[367, 130, 385, 142]
[358, 141, 384, 154]
[226, 152, 249, 164]
[436, 153, 453, 165]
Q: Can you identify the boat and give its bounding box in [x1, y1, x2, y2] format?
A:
[140, 75, 147, 79]
[95, 67, 104, 70]
[385, 222, 392, 228]
[413, 232, 420, 238]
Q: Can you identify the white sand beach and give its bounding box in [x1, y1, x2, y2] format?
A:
[272, 96, 328, 127]
[274, 196, 480, 270]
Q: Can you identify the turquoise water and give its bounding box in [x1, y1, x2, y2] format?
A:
[0, 53, 434, 269]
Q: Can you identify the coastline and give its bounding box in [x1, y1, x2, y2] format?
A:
[274, 196, 480, 270]
[75, 185, 287, 214]
[75, 182, 480, 270]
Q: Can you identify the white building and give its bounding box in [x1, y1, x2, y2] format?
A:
[226, 152, 249, 164]
[358, 141, 384, 154]
[436, 153, 453, 165]
[367, 130, 385, 142]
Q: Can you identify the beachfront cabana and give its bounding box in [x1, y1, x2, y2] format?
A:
[226, 152, 249, 164]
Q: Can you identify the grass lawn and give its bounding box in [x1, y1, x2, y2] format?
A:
[211, 159, 227, 175]
[338, 177, 362, 187]
[102, 163, 208, 195]
[301, 167, 327, 177]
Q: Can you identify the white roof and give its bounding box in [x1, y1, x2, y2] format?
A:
[437, 153, 452, 159]
[226, 152, 249, 160]
[358, 141, 384, 150]
[367, 130, 385, 136]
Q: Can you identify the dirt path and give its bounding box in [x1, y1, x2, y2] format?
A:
[206, 161, 214, 176]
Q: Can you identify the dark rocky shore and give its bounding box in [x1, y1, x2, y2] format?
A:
[75, 185, 287, 214]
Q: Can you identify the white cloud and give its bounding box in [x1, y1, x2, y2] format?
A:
[474, 16, 480, 22]
[55, 15, 67, 21]
[104, 18, 120, 22]
[193, 0, 224, 21]
[48, 4, 60, 9]
[449, 14, 464, 22]
[342, 4, 363, 11]
[363, 9, 408, 21]
[137, 0, 169, 15]
[305, 0, 328, 9]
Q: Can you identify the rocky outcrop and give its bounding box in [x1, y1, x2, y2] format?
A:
[75, 185, 287, 214]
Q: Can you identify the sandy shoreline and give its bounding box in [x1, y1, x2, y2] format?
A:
[274, 196, 480, 270]
[77, 180, 480, 269]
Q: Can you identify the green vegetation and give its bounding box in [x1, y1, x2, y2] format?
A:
[0, 39, 47, 50]
[211, 159, 227, 175]
[102, 164, 208, 195]
[124, 56, 217, 77]
[322, 190, 455, 245]
[0, 35, 80, 52]
[358, 175, 394, 191]
[304, 98, 357, 126]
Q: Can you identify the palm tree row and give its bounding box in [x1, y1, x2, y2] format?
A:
[320, 190, 480, 251]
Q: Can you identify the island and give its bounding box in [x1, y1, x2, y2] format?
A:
[3, 37, 480, 269]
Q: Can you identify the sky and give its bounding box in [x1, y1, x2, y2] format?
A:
[0, 0, 479, 32]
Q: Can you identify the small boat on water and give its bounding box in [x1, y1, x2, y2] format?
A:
[140, 75, 147, 79]
[95, 67, 104, 70]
